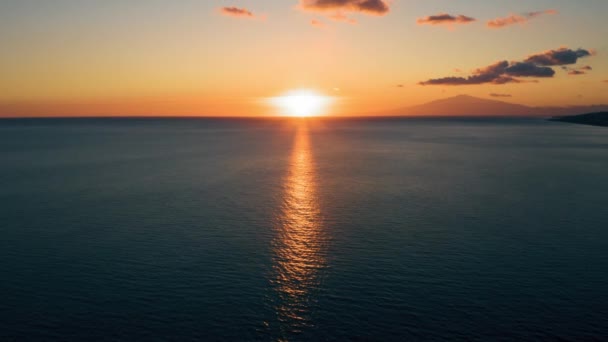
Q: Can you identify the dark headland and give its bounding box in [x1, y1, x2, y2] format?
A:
[549, 112, 608, 127]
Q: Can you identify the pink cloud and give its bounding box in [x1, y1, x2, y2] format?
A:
[220, 6, 254, 18]
[487, 9, 557, 28]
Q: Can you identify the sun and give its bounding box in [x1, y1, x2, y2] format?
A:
[270, 89, 333, 117]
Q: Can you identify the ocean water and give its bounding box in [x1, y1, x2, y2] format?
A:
[1, 117, 607, 341]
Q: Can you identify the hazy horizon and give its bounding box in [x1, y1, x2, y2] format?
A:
[1, 94, 607, 118]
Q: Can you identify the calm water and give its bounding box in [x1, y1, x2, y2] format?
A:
[1, 117, 607, 341]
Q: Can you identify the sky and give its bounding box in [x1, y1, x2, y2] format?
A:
[0, 0, 607, 117]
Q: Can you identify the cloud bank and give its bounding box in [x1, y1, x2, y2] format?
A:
[419, 60, 553, 85]
[419, 47, 593, 86]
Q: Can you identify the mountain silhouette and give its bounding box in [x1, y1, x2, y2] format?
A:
[384, 95, 608, 116]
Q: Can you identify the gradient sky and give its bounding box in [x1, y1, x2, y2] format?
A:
[1, 0, 607, 116]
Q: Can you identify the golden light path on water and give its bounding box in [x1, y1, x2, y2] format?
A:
[270, 121, 326, 338]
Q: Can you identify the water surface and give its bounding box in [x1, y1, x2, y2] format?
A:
[1, 117, 607, 340]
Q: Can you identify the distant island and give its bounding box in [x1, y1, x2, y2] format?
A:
[549, 112, 608, 127]
[380, 95, 608, 117]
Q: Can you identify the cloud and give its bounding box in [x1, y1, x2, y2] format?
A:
[311, 19, 326, 27]
[488, 15, 527, 27]
[487, 9, 557, 28]
[329, 12, 357, 23]
[299, 0, 390, 15]
[527, 9, 558, 17]
[220, 6, 254, 18]
[562, 64, 592, 75]
[525, 48, 591, 66]
[490, 93, 512, 98]
[504, 62, 555, 77]
[418, 46, 595, 86]
[568, 70, 585, 75]
[419, 60, 553, 86]
[417, 13, 476, 26]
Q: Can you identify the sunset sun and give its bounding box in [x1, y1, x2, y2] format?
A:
[271, 89, 333, 117]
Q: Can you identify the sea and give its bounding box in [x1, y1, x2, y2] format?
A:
[1, 117, 607, 341]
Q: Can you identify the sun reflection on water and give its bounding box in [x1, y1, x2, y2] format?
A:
[270, 122, 326, 338]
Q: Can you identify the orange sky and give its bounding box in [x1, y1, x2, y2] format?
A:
[0, 0, 607, 117]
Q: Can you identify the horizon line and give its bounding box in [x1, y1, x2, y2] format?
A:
[0, 114, 560, 120]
